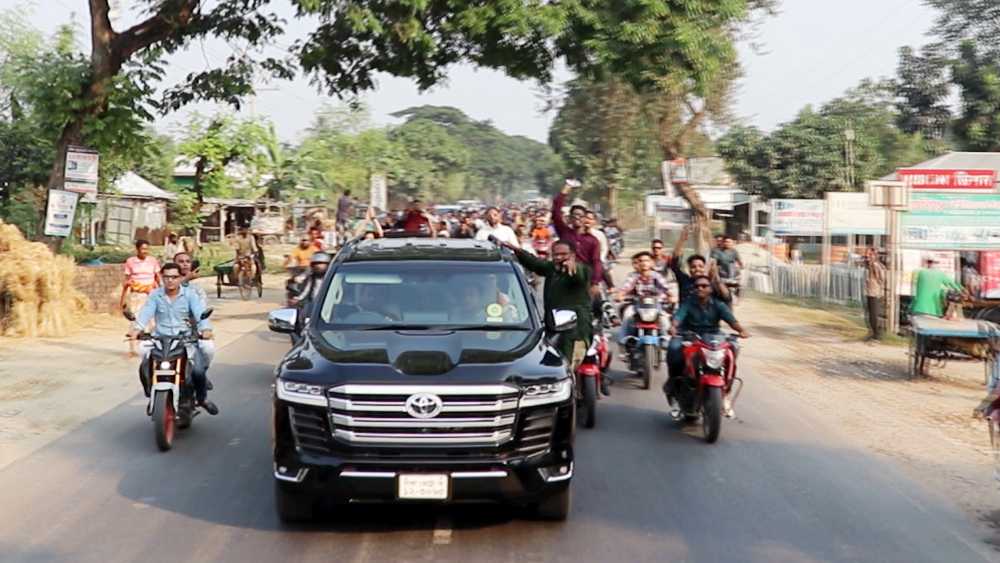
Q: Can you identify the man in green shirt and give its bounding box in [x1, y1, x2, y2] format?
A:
[500, 238, 593, 370]
[911, 257, 963, 317]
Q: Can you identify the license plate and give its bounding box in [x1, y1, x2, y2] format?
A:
[397, 474, 449, 500]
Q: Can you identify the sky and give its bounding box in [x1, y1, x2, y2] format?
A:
[5, 0, 942, 144]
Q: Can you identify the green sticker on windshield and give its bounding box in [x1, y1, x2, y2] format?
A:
[486, 303, 503, 318]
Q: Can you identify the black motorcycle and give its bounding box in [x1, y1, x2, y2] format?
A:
[125, 309, 212, 451]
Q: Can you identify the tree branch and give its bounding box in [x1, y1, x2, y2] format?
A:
[112, 0, 200, 62]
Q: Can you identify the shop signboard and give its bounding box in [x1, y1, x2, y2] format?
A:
[980, 251, 1000, 298]
[826, 192, 885, 235]
[901, 192, 1000, 249]
[369, 173, 387, 211]
[897, 168, 996, 190]
[654, 204, 692, 229]
[769, 199, 824, 236]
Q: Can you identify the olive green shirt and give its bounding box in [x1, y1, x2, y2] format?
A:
[512, 248, 592, 346]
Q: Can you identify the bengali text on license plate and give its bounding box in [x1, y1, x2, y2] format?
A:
[397, 474, 449, 500]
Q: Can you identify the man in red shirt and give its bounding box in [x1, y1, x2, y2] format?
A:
[401, 199, 437, 237]
[552, 180, 603, 294]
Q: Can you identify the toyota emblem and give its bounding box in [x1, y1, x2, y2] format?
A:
[405, 393, 443, 419]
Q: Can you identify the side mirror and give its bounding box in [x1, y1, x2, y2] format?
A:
[268, 308, 298, 334]
[123, 310, 136, 322]
[201, 308, 214, 320]
[552, 309, 577, 333]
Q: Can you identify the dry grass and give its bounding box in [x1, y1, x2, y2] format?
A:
[0, 220, 90, 337]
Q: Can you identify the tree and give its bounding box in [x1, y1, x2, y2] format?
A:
[718, 81, 947, 200]
[926, 0, 1000, 60]
[893, 44, 952, 139]
[951, 41, 1000, 152]
[176, 114, 273, 202]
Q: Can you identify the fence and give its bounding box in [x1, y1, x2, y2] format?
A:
[748, 262, 866, 306]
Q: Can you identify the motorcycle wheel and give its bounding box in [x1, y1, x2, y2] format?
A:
[581, 376, 597, 429]
[642, 345, 655, 390]
[153, 391, 175, 452]
[237, 269, 252, 300]
[702, 386, 723, 444]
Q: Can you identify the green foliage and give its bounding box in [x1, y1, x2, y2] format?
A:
[893, 45, 952, 139]
[718, 81, 948, 200]
[61, 242, 133, 264]
[168, 191, 202, 234]
[177, 113, 275, 199]
[926, 0, 1000, 60]
[295, 0, 756, 97]
[951, 41, 1000, 152]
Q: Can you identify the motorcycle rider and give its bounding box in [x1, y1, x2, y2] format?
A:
[672, 226, 731, 302]
[288, 251, 332, 338]
[665, 274, 749, 417]
[616, 251, 671, 344]
[129, 262, 218, 415]
[712, 236, 743, 280]
[651, 239, 670, 273]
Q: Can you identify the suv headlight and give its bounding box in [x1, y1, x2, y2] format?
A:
[276, 379, 327, 406]
[702, 349, 726, 370]
[519, 379, 572, 407]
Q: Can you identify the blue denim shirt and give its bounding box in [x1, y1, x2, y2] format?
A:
[134, 286, 211, 336]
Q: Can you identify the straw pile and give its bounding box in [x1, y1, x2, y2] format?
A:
[0, 219, 90, 337]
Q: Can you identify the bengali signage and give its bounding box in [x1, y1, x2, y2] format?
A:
[769, 199, 824, 236]
[64, 146, 100, 195]
[43, 189, 80, 238]
[826, 192, 885, 235]
[901, 192, 1000, 249]
[654, 204, 692, 229]
[896, 168, 996, 190]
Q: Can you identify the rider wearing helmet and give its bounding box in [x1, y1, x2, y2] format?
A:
[290, 251, 332, 306]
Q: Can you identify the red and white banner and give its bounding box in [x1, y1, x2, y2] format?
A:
[980, 251, 1000, 298]
[896, 168, 996, 190]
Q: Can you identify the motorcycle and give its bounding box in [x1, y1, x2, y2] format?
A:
[621, 297, 668, 390]
[125, 308, 213, 452]
[673, 331, 744, 444]
[722, 266, 742, 306]
[577, 301, 617, 428]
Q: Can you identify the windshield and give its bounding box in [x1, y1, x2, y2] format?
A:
[317, 262, 533, 330]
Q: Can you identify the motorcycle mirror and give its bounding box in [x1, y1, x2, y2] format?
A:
[123, 310, 136, 322]
[201, 308, 214, 320]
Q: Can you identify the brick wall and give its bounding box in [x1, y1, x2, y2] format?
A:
[74, 264, 123, 314]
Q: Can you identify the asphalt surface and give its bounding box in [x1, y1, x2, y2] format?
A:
[0, 302, 996, 562]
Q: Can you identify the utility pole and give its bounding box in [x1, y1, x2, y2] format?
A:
[843, 127, 856, 189]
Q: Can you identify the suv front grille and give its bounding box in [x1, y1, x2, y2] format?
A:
[515, 407, 557, 456]
[288, 406, 332, 456]
[329, 384, 520, 447]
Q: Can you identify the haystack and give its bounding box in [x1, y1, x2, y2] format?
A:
[0, 220, 90, 337]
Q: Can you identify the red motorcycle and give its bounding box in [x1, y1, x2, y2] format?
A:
[576, 302, 616, 428]
[674, 332, 744, 443]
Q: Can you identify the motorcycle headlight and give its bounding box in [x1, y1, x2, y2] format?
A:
[159, 361, 171, 370]
[519, 379, 573, 407]
[638, 308, 659, 323]
[703, 349, 726, 370]
[276, 379, 327, 407]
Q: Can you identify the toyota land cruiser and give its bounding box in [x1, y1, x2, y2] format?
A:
[267, 238, 576, 522]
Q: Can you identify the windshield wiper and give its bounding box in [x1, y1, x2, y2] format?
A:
[442, 324, 531, 331]
[362, 324, 435, 331]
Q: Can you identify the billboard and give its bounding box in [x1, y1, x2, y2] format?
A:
[64, 146, 99, 195]
[654, 204, 692, 229]
[769, 199, 824, 236]
[897, 168, 996, 190]
[827, 192, 885, 235]
[901, 192, 1000, 249]
[369, 173, 387, 211]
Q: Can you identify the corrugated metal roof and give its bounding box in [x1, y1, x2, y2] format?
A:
[879, 152, 1000, 181]
[108, 172, 176, 200]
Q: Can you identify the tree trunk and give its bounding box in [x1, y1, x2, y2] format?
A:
[659, 111, 712, 257]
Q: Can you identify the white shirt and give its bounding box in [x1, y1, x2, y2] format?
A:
[590, 228, 610, 260]
[475, 223, 520, 248]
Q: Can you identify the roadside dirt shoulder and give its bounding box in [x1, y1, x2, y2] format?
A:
[0, 276, 284, 470]
[739, 296, 1000, 535]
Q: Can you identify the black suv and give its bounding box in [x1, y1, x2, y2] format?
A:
[268, 238, 576, 521]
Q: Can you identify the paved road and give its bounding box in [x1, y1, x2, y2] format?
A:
[0, 305, 995, 562]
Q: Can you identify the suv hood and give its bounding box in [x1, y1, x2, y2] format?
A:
[315, 329, 539, 375]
